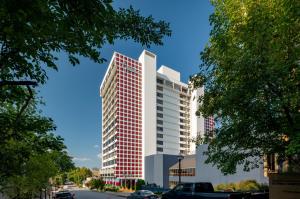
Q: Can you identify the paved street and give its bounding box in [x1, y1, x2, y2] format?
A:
[73, 190, 125, 199]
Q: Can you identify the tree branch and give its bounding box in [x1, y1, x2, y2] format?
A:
[267, 82, 296, 132]
[18, 85, 34, 117]
[0, 81, 38, 87]
[14, 85, 34, 126]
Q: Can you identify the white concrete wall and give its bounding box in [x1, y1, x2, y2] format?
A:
[157, 65, 180, 81]
[145, 154, 179, 188]
[196, 145, 268, 185]
[156, 67, 192, 155]
[100, 53, 117, 169]
[189, 87, 205, 153]
[168, 144, 268, 186]
[139, 50, 157, 179]
[159, 81, 181, 155]
[169, 176, 196, 183]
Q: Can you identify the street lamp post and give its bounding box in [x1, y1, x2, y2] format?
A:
[177, 154, 184, 184]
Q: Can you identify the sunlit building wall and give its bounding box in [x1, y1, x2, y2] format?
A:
[100, 50, 210, 184]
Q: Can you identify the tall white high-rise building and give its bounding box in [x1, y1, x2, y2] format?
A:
[155, 66, 192, 155]
[99, 50, 213, 185]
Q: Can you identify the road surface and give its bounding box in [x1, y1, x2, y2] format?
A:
[73, 190, 125, 199]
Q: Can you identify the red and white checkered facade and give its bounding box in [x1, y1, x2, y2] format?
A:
[100, 52, 142, 182]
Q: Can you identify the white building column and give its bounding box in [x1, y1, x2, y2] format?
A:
[138, 50, 157, 179]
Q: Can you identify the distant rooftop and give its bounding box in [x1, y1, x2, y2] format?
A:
[157, 65, 181, 82]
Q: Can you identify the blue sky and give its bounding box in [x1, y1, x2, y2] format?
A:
[39, 1, 214, 168]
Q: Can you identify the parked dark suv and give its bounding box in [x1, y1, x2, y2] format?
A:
[162, 182, 250, 199]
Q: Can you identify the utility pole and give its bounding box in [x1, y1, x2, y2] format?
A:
[177, 154, 184, 184]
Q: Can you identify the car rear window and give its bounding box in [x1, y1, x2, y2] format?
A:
[195, 183, 214, 192]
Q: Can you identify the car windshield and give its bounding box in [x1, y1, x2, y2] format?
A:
[173, 183, 193, 192]
[141, 190, 154, 195]
[133, 190, 154, 196]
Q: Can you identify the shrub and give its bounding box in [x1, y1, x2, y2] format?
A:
[214, 180, 269, 192]
[136, 179, 145, 190]
[237, 180, 260, 191]
[104, 184, 120, 192]
[215, 183, 227, 191]
[89, 178, 105, 190]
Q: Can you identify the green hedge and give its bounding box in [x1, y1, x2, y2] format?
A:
[104, 184, 120, 192]
[214, 180, 269, 192]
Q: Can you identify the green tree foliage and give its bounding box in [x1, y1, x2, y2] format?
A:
[68, 167, 93, 186]
[0, 0, 170, 197]
[0, 93, 74, 197]
[0, 0, 171, 86]
[50, 151, 75, 173]
[89, 178, 105, 190]
[104, 184, 120, 192]
[53, 174, 64, 187]
[136, 179, 145, 190]
[192, 0, 300, 174]
[3, 154, 58, 199]
[0, 96, 65, 183]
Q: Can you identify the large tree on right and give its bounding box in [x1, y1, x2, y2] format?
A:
[193, 0, 300, 174]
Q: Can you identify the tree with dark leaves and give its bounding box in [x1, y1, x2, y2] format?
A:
[0, 1, 171, 197]
[192, 0, 300, 174]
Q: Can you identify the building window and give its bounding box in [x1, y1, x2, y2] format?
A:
[157, 99, 163, 105]
[157, 106, 163, 111]
[174, 84, 181, 91]
[165, 80, 173, 88]
[157, 92, 163, 98]
[157, 120, 163, 125]
[157, 113, 163, 118]
[180, 94, 186, 99]
[157, 127, 163, 131]
[157, 86, 163, 91]
[169, 168, 195, 177]
[157, 78, 164, 84]
[157, 147, 163, 152]
[157, 140, 163, 145]
[157, 133, 163, 138]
